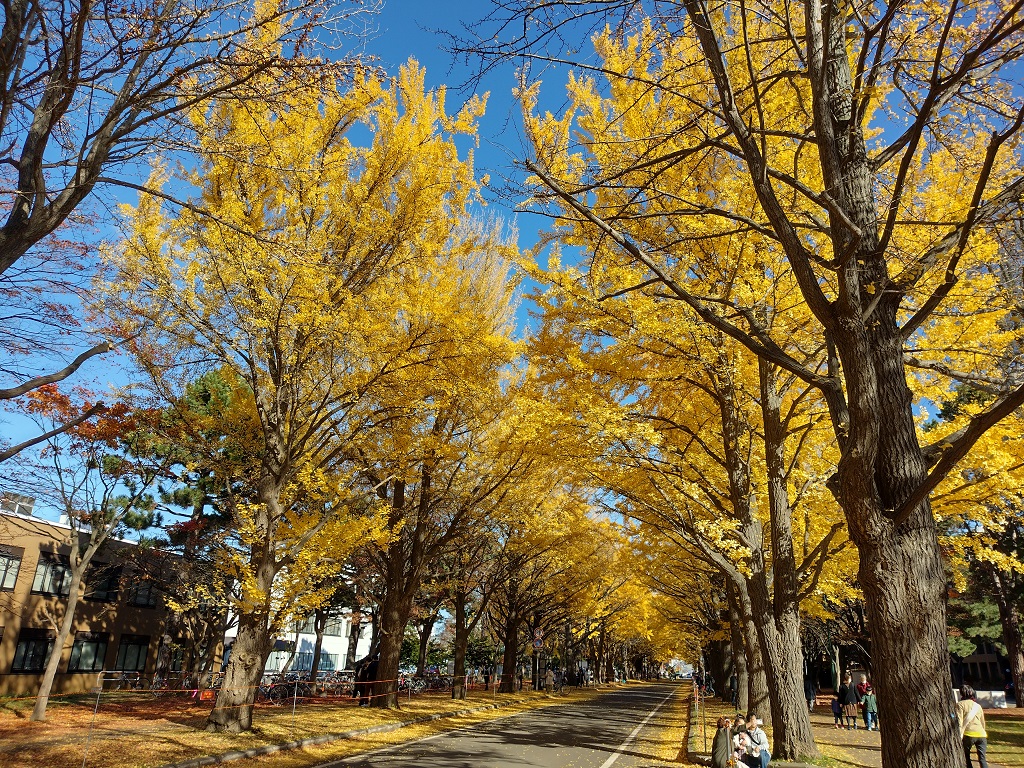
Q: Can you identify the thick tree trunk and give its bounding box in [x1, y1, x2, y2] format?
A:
[416, 613, 436, 677]
[728, 586, 749, 712]
[732, 581, 770, 725]
[31, 567, 85, 721]
[753, 359, 818, 760]
[992, 569, 1024, 708]
[309, 609, 327, 681]
[345, 610, 361, 669]
[208, 511, 277, 733]
[452, 597, 469, 699]
[372, 580, 415, 708]
[853, 513, 958, 767]
[498, 604, 519, 693]
[207, 612, 272, 732]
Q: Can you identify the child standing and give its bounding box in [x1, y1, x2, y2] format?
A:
[831, 695, 843, 728]
[862, 686, 878, 731]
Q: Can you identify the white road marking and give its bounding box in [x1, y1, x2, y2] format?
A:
[319, 684, 680, 767]
[596, 686, 677, 768]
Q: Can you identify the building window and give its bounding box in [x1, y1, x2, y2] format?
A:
[0, 546, 23, 591]
[68, 632, 109, 672]
[295, 612, 346, 637]
[0, 492, 35, 516]
[128, 580, 158, 608]
[31, 553, 72, 596]
[114, 635, 150, 672]
[85, 565, 121, 602]
[11, 628, 55, 672]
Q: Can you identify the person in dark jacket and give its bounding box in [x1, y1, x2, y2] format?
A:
[838, 674, 860, 729]
[362, 653, 379, 706]
[804, 674, 817, 712]
[711, 716, 732, 768]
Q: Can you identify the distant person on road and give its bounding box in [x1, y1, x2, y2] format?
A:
[957, 685, 989, 768]
[711, 716, 732, 768]
[545, 667, 554, 692]
[730, 672, 738, 707]
[838, 674, 859, 729]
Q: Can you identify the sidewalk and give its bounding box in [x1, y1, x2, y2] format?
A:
[687, 697, 1019, 768]
[808, 708, 881, 767]
[808, 706, 1019, 768]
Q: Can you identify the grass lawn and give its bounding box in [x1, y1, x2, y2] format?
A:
[0, 686, 603, 768]
[986, 708, 1024, 768]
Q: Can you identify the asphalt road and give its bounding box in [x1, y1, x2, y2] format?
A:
[319, 682, 682, 768]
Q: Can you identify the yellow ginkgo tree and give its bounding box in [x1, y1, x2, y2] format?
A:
[507, 4, 1024, 764]
[100, 60, 496, 732]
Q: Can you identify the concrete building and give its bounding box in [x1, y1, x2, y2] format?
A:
[225, 612, 373, 675]
[0, 498, 175, 696]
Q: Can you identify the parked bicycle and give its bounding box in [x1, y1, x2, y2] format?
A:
[113, 671, 144, 691]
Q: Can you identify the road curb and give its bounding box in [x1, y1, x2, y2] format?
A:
[157, 694, 549, 768]
[686, 693, 712, 766]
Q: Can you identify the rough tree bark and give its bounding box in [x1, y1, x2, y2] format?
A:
[498, 597, 520, 693]
[309, 608, 328, 681]
[345, 610, 362, 670]
[208, 493, 278, 732]
[415, 612, 437, 678]
[728, 584, 749, 713]
[452, 596, 470, 699]
[752, 359, 818, 759]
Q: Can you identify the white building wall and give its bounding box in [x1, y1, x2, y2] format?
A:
[224, 610, 373, 674]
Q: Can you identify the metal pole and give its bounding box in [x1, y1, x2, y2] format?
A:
[82, 677, 104, 768]
[702, 687, 707, 753]
[291, 680, 298, 740]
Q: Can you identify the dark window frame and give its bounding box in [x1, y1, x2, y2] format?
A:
[127, 579, 158, 608]
[11, 628, 56, 673]
[68, 631, 110, 672]
[31, 552, 72, 597]
[84, 563, 121, 602]
[0, 545, 23, 591]
[114, 634, 150, 672]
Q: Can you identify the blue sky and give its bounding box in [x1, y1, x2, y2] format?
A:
[368, 1, 546, 236]
[0, 1, 557, 519]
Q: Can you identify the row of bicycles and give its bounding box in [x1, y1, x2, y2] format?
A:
[399, 674, 454, 693]
[103, 669, 459, 701]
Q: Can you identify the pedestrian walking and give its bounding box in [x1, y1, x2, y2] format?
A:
[957, 685, 989, 768]
[831, 695, 843, 728]
[711, 716, 732, 768]
[361, 653, 379, 706]
[861, 686, 878, 731]
[545, 667, 554, 692]
[838, 674, 859, 729]
[804, 674, 816, 712]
